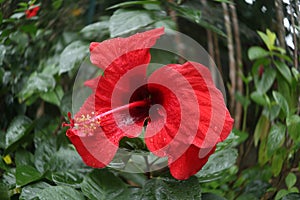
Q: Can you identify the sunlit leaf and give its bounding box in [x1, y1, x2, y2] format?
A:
[109, 9, 154, 38]
[81, 169, 130, 200]
[59, 41, 89, 74]
[248, 46, 269, 60]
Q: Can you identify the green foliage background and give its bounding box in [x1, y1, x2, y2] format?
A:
[0, 0, 299, 199]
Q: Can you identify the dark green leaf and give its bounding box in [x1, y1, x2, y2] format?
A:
[140, 175, 201, 199]
[0, 45, 6, 65]
[15, 149, 34, 166]
[285, 173, 297, 190]
[107, 1, 160, 10]
[202, 192, 227, 200]
[81, 169, 130, 200]
[253, 114, 270, 147]
[52, 171, 84, 187]
[272, 91, 290, 117]
[80, 21, 109, 40]
[257, 67, 276, 94]
[271, 148, 286, 177]
[286, 115, 300, 143]
[18, 72, 55, 101]
[266, 123, 285, 157]
[20, 182, 51, 200]
[282, 193, 300, 200]
[37, 186, 85, 200]
[250, 91, 269, 106]
[40, 85, 64, 106]
[59, 41, 89, 74]
[275, 189, 289, 200]
[109, 9, 154, 37]
[197, 148, 238, 182]
[5, 115, 32, 150]
[16, 165, 42, 186]
[248, 46, 269, 60]
[0, 183, 9, 200]
[1, 169, 16, 189]
[274, 61, 292, 85]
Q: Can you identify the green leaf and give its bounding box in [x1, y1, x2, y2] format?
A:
[140, 175, 201, 199]
[202, 193, 226, 200]
[286, 115, 300, 143]
[20, 182, 51, 200]
[52, 171, 84, 187]
[275, 189, 289, 200]
[80, 21, 109, 40]
[250, 91, 269, 106]
[272, 91, 290, 117]
[248, 46, 269, 60]
[257, 29, 276, 51]
[15, 149, 34, 166]
[257, 67, 276, 94]
[16, 165, 42, 186]
[0, 183, 9, 200]
[109, 9, 154, 37]
[0, 45, 6, 65]
[37, 186, 85, 200]
[266, 123, 286, 158]
[271, 148, 286, 177]
[282, 193, 300, 200]
[253, 114, 270, 147]
[107, 1, 161, 10]
[197, 148, 238, 181]
[274, 61, 292, 85]
[285, 173, 297, 190]
[40, 85, 64, 106]
[5, 115, 32, 151]
[81, 169, 130, 200]
[59, 41, 89, 74]
[18, 72, 55, 101]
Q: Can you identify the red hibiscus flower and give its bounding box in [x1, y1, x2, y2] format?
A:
[25, 5, 40, 19]
[63, 27, 234, 180]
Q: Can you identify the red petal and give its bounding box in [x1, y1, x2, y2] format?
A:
[66, 128, 117, 168]
[169, 145, 216, 180]
[90, 27, 164, 70]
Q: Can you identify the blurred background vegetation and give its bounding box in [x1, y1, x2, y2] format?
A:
[0, 0, 300, 199]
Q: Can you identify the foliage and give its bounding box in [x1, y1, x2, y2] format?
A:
[1, 0, 299, 199]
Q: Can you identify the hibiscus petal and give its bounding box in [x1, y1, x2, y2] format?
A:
[66, 128, 117, 168]
[90, 27, 164, 70]
[169, 145, 216, 180]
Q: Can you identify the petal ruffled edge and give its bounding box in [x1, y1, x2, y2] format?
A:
[90, 27, 164, 70]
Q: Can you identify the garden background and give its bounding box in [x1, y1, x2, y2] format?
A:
[0, 0, 300, 199]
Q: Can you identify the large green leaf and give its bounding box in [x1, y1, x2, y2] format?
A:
[81, 169, 130, 200]
[109, 9, 154, 37]
[40, 85, 64, 106]
[80, 21, 109, 40]
[5, 115, 32, 152]
[248, 46, 269, 60]
[51, 170, 84, 187]
[272, 91, 290, 117]
[37, 186, 85, 200]
[197, 148, 238, 182]
[257, 67, 276, 94]
[286, 115, 300, 143]
[16, 165, 42, 186]
[250, 91, 269, 106]
[285, 173, 297, 190]
[282, 193, 300, 200]
[266, 122, 286, 158]
[140, 175, 201, 199]
[59, 41, 89, 74]
[18, 72, 55, 101]
[0, 183, 9, 200]
[274, 61, 292, 85]
[253, 114, 270, 147]
[20, 182, 51, 200]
